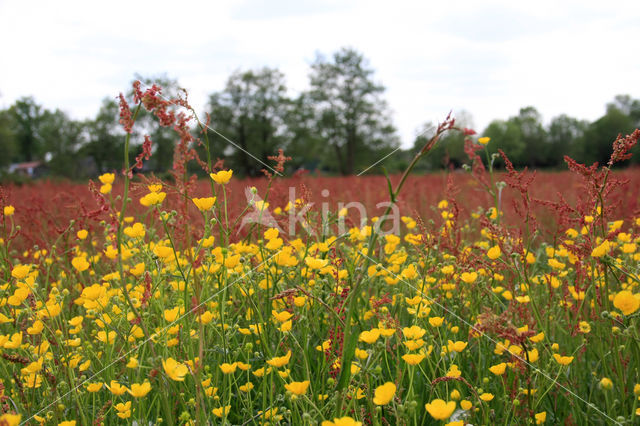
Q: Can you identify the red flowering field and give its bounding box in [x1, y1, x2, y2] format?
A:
[1, 82, 639, 425]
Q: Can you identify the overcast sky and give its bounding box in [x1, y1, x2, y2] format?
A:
[1, 0, 639, 148]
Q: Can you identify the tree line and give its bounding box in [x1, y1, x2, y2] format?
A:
[1, 47, 639, 181]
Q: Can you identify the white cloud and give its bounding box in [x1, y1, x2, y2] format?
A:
[1, 0, 638, 148]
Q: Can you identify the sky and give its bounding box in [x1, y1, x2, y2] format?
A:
[1, 0, 639, 148]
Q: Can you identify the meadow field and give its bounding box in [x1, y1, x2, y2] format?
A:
[1, 84, 639, 425]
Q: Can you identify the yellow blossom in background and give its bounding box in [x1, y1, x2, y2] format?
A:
[128, 382, 152, 398]
[425, 399, 456, 420]
[76, 229, 88, 239]
[115, 401, 131, 419]
[489, 362, 507, 375]
[460, 271, 477, 284]
[479, 392, 494, 401]
[372, 382, 396, 405]
[107, 380, 128, 396]
[219, 362, 237, 374]
[285, 380, 310, 396]
[0, 414, 21, 426]
[487, 245, 501, 260]
[148, 184, 162, 193]
[359, 328, 381, 344]
[578, 321, 591, 333]
[267, 350, 292, 368]
[613, 290, 639, 315]
[599, 377, 613, 390]
[535, 411, 547, 424]
[192, 197, 216, 211]
[478, 137, 490, 145]
[140, 191, 167, 207]
[71, 256, 90, 272]
[553, 354, 574, 366]
[11, 264, 30, 279]
[210, 169, 233, 184]
[99, 173, 114, 185]
[163, 357, 189, 381]
[401, 353, 425, 365]
[3, 205, 15, 216]
[212, 405, 231, 418]
[321, 417, 362, 426]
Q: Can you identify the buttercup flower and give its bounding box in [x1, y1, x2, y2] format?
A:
[425, 399, 456, 420]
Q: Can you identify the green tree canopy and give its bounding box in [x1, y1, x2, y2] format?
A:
[206, 68, 291, 176]
[307, 47, 399, 175]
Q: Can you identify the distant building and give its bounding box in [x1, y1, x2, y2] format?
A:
[8, 161, 48, 178]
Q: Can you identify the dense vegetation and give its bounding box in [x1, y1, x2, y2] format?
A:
[2, 48, 640, 181]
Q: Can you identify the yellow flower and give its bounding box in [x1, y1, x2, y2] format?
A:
[305, 257, 329, 270]
[11, 264, 30, 279]
[128, 382, 152, 398]
[163, 357, 189, 381]
[98, 173, 115, 185]
[479, 392, 494, 401]
[123, 222, 145, 239]
[0, 414, 21, 426]
[578, 321, 591, 334]
[425, 399, 456, 420]
[140, 191, 167, 207]
[535, 411, 547, 424]
[267, 350, 292, 368]
[489, 362, 507, 375]
[613, 290, 640, 315]
[58, 422, 76, 426]
[210, 169, 233, 184]
[164, 306, 184, 322]
[100, 183, 112, 194]
[239, 382, 254, 392]
[460, 271, 477, 284]
[76, 229, 88, 240]
[460, 399, 472, 410]
[599, 377, 613, 390]
[114, 401, 131, 419]
[192, 197, 216, 211]
[447, 340, 468, 353]
[401, 353, 425, 365]
[2, 206, 14, 216]
[487, 245, 501, 260]
[86, 382, 103, 392]
[212, 405, 231, 418]
[219, 362, 237, 374]
[373, 382, 396, 405]
[402, 325, 426, 340]
[71, 256, 90, 272]
[321, 417, 362, 426]
[107, 380, 128, 396]
[359, 328, 381, 344]
[591, 240, 611, 257]
[285, 380, 310, 395]
[96, 330, 116, 344]
[553, 354, 574, 366]
[272, 310, 293, 323]
[148, 184, 162, 192]
[478, 137, 490, 145]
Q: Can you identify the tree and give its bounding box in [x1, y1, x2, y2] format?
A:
[206, 68, 291, 176]
[412, 111, 475, 171]
[0, 109, 17, 167]
[82, 98, 125, 174]
[307, 47, 399, 175]
[8, 97, 43, 162]
[39, 109, 86, 178]
[547, 114, 588, 166]
[482, 119, 527, 167]
[581, 103, 635, 166]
